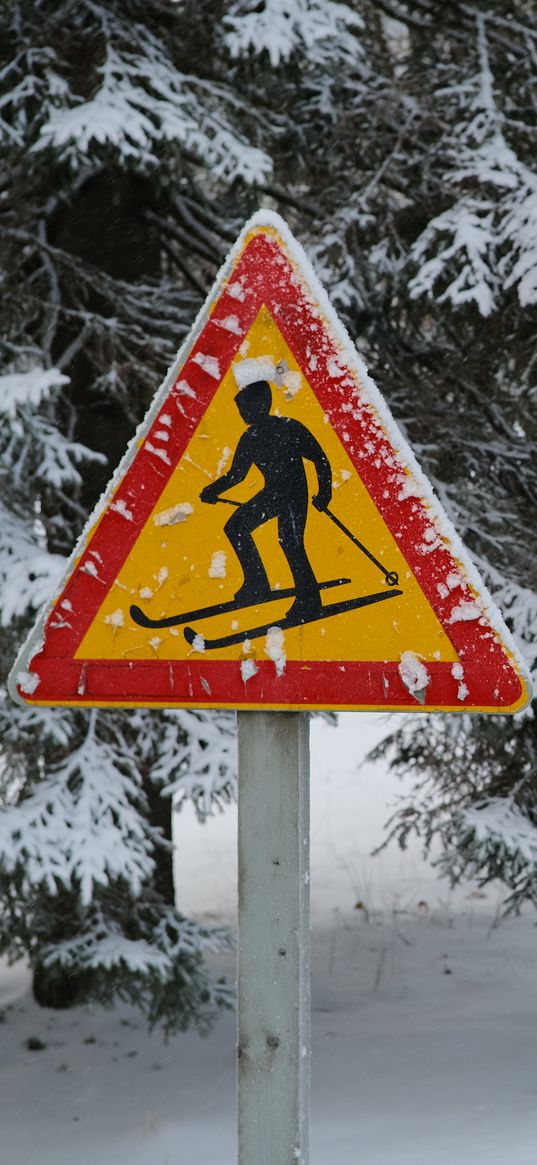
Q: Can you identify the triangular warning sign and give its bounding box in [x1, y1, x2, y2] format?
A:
[9, 214, 531, 712]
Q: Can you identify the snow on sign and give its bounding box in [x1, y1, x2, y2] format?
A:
[9, 213, 531, 713]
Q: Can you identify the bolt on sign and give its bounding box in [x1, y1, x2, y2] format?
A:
[9, 213, 531, 713]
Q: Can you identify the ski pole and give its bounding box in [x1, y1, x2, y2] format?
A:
[323, 506, 399, 587]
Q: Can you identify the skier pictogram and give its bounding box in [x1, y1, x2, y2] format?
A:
[200, 378, 333, 621]
[130, 377, 404, 644]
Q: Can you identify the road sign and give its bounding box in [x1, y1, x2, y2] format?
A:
[9, 212, 531, 712]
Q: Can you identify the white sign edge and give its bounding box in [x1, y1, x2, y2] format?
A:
[7, 209, 532, 710]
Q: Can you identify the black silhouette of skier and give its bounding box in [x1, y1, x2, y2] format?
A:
[200, 379, 332, 619]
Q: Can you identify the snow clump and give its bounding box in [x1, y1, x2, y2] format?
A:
[240, 658, 258, 683]
[209, 552, 227, 579]
[264, 626, 286, 676]
[398, 651, 431, 703]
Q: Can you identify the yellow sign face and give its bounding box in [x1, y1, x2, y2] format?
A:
[78, 307, 457, 668]
[10, 215, 530, 712]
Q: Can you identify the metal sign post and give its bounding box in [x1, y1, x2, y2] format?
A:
[238, 711, 310, 1165]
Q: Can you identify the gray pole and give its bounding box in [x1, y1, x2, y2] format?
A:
[237, 710, 311, 1165]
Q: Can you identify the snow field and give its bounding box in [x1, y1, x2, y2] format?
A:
[1, 908, 536, 1165]
[1, 714, 536, 1164]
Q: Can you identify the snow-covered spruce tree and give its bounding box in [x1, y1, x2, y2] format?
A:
[345, 3, 537, 910]
[219, 2, 537, 907]
[0, 0, 273, 1028]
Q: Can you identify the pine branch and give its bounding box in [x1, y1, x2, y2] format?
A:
[157, 232, 209, 297]
[169, 194, 228, 258]
[260, 183, 319, 217]
[142, 208, 222, 265]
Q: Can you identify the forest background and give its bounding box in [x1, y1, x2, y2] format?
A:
[0, 0, 536, 1032]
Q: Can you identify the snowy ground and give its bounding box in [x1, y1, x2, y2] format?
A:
[2, 714, 537, 1164]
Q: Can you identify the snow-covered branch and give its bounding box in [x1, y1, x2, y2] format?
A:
[409, 14, 537, 314]
[36, 31, 271, 184]
[223, 0, 364, 68]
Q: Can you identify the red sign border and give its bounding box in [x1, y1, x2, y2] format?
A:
[12, 224, 529, 712]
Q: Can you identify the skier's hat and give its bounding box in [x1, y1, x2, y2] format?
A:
[234, 379, 272, 412]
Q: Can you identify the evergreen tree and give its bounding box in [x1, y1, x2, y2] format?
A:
[352, 3, 537, 910]
[0, 0, 260, 1029]
[1, 0, 536, 1033]
[221, 5, 537, 903]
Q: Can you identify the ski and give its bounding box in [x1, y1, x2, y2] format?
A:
[184, 587, 403, 650]
[130, 577, 351, 630]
